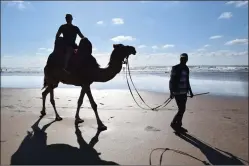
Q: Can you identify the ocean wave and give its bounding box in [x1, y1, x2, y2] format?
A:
[0, 65, 248, 74]
[1, 75, 248, 97]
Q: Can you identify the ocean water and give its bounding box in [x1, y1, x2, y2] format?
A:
[1, 65, 248, 97]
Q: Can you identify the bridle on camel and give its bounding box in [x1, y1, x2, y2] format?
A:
[123, 57, 210, 111]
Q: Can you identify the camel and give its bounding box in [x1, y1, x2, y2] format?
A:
[41, 37, 136, 130]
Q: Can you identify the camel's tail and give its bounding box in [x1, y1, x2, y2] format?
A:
[41, 76, 48, 90]
[41, 66, 49, 90]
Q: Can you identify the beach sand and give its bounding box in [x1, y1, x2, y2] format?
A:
[1, 88, 248, 165]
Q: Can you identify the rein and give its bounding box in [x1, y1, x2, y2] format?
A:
[124, 58, 210, 111]
[124, 58, 172, 111]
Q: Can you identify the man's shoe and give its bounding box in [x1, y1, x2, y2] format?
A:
[171, 122, 182, 129]
[170, 122, 178, 128]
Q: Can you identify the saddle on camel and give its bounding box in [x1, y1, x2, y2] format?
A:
[46, 37, 100, 76]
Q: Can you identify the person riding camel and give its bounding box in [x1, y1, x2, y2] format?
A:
[55, 14, 85, 73]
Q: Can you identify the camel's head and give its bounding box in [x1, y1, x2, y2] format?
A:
[110, 44, 136, 65]
[113, 44, 136, 55]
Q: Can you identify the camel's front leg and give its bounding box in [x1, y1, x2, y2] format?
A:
[86, 87, 107, 131]
[75, 87, 86, 124]
[50, 89, 63, 121]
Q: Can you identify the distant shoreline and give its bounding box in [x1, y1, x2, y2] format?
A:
[1, 65, 248, 74]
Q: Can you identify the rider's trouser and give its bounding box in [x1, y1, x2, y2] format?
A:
[64, 47, 74, 69]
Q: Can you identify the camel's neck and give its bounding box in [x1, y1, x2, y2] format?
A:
[93, 62, 123, 83]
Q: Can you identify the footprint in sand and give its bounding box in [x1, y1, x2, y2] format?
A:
[108, 116, 115, 120]
[15, 110, 26, 113]
[224, 116, 231, 119]
[145, 126, 161, 132]
[4, 105, 15, 109]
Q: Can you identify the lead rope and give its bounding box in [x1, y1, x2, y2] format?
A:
[125, 58, 172, 111]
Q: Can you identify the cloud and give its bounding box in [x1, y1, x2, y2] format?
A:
[152, 45, 159, 50]
[218, 12, 233, 19]
[162, 44, 175, 49]
[2, 54, 48, 68]
[110, 36, 136, 42]
[39, 48, 46, 50]
[195, 44, 211, 52]
[36, 47, 53, 56]
[112, 18, 124, 25]
[38, 47, 53, 52]
[225, 38, 248, 45]
[36, 53, 46, 56]
[93, 48, 98, 52]
[226, 1, 248, 7]
[96, 21, 104, 25]
[209, 35, 223, 39]
[138, 45, 147, 48]
[4, 1, 31, 10]
[196, 48, 206, 52]
[2, 49, 248, 68]
[129, 50, 248, 66]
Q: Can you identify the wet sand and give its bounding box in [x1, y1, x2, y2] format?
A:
[1, 88, 248, 165]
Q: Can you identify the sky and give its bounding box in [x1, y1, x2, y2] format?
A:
[1, 1, 248, 68]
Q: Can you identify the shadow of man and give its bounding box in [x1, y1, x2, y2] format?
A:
[10, 116, 119, 165]
[174, 132, 248, 165]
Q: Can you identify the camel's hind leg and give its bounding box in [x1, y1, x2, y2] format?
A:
[50, 88, 63, 121]
[86, 87, 107, 131]
[41, 87, 50, 116]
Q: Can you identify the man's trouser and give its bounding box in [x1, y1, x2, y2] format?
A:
[64, 47, 74, 69]
[172, 94, 187, 126]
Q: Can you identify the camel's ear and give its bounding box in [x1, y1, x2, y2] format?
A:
[113, 44, 117, 48]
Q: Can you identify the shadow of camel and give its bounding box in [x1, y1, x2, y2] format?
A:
[174, 131, 248, 165]
[10, 116, 119, 165]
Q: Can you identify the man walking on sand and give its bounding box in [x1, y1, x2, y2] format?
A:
[169, 53, 194, 130]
